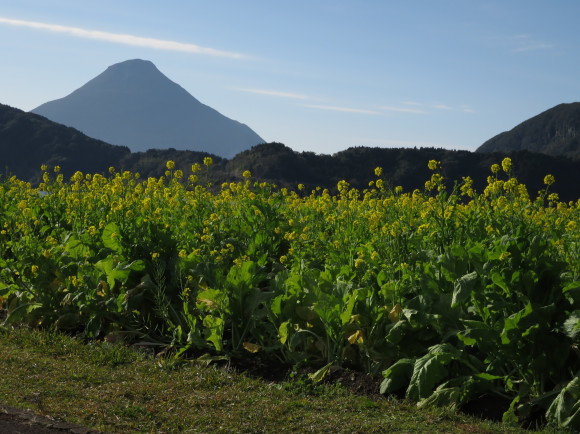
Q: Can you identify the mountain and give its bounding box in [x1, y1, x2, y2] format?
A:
[0, 103, 130, 181]
[31, 59, 264, 158]
[476, 102, 580, 159]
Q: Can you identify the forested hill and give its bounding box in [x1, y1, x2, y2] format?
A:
[0, 103, 131, 182]
[476, 102, 580, 160]
[220, 143, 580, 201]
[1, 103, 579, 201]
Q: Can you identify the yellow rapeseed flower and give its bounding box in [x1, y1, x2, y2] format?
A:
[374, 166, 383, 177]
[242, 170, 252, 178]
[428, 160, 439, 171]
[501, 157, 512, 173]
[543, 174, 555, 186]
[203, 157, 213, 167]
[166, 160, 175, 170]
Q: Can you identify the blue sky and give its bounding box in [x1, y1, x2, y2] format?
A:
[1, 1, 579, 155]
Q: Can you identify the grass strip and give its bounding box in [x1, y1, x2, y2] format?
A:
[0, 326, 549, 433]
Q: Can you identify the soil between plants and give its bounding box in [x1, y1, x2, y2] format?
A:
[0, 404, 99, 433]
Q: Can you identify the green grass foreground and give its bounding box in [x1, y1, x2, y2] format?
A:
[0, 327, 537, 433]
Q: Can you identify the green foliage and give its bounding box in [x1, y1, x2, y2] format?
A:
[0, 159, 578, 429]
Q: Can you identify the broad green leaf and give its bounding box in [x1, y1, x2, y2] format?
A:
[417, 386, 461, 409]
[380, 358, 415, 395]
[451, 271, 478, 308]
[501, 301, 533, 345]
[64, 235, 92, 260]
[197, 288, 229, 312]
[203, 315, 225, 352]
[546, 375, 580, 429]
[385, 320, 408, 344]
[406, 344, 461, 401]
[226, 260, 255, 289]
[102, 222, 122, 253]
[491, 272, 509, 293]
[339, 289, 360, 326]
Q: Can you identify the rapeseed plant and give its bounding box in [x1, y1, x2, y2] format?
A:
[0, 159, 578, 428]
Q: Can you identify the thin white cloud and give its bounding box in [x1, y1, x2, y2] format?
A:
[379, 105, 425, 114]
[234, 88, 310, 100]
[303, 104, 381, 115]
[433, 104, 453, 110]
[513, 42, 553, 52]
[511, 34, 553, 52]
[0, 16, 245, 59]
[403, 101, 424, 106]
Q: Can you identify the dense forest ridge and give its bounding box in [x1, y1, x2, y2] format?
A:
[1, 102, 580, 201]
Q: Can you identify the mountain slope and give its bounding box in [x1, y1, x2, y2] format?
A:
[31, 59, 264, 158]
[476, 102, 580, 159]
[0, 103, 130, 181]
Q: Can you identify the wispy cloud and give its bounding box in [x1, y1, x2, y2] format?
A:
[511, 34, 553, 52]
[379, 105, 425, 114]
[513, 42, 553, 52]
[383, 101, 474, 114]
[234, 88, 310, 100]
[303, 104, 381, 115]
[433, 104, 453, 111]
[0, 16, 245, 59]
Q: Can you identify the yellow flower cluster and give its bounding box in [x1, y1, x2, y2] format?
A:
[0, 159, 577, 294]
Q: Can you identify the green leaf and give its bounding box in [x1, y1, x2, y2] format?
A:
[380, 358, 415, 395]
[202, 315, 225, 352]
[64, 235, 92, 260]
[278, 321, 292, 345]
[451, 272, 478, 308]
[546, 375, 580, 429]
[417, 386, 461, 410]
[385, 320, 409, 344]
[491, 272, 509, 293]
[308, 362, 333, 383]
[339, 289, 360, 326]
[102, 222, 122, 253]
[406, 344, 461, 401]
[501, 302, 533, 345]
[563, 311, 580, 342]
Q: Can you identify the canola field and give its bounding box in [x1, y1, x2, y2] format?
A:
[1, 157, 579, 427]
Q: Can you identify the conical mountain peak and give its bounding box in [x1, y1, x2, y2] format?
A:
[31, 60, 263, 158]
